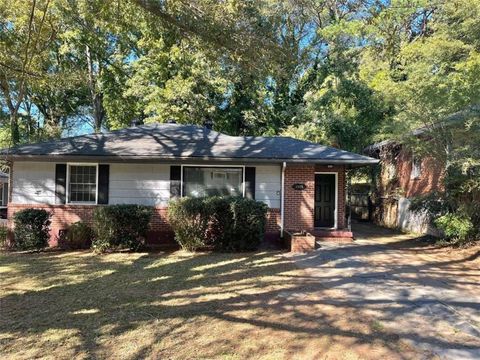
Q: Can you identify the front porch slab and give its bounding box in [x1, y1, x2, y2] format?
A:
[311, 229, 354, 243]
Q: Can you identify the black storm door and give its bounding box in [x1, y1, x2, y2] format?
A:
[314, 174, 336, 228]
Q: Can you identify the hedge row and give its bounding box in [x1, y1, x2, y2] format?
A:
[11, 197, 268, 252]
[167, 196, 268, 252]
[12, 205, 153, 252]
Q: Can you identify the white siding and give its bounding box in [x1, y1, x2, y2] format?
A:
[12, 161, 56, 204]
[11, 162, 281, 209]
[254, 165, 281, 208]
[109, 163, 171, 206]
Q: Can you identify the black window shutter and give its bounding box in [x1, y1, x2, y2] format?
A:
[170, 166, 181, 198]
[55, 164, 67, 204]
[3, 182, 8, 206]
[245, 167, 256, 199]
[98, 165, 110, 204]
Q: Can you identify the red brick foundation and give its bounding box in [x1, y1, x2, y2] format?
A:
[266, 208, 281, 233]
[7, 204, 281, 247]
[7, 204, 98, 247]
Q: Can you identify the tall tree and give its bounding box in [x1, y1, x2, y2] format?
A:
[56, 0, 145, 132]
[361, 0, 480, 152]
[279, 0, 391, 151]
[125, 34, 228, 126]
[0, 0, 57, 145]
[132, 0, 284, 71]
[364, 0, 480, 241]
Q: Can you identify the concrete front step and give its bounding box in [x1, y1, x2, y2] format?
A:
[316, 237, 354, 243]
[310, 229, 354, 239]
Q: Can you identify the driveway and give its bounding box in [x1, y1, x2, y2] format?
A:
[288, 223, 480, 359]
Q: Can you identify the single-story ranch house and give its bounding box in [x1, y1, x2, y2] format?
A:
[2, 123, 378, 246]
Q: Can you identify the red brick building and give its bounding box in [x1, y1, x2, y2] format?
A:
[365, 140, 444, 234]
[3, 123, 377, 246]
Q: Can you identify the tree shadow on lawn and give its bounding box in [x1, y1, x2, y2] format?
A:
[291, 232, 480, 358]
[0, 249, 462, 359]
[296, 235, 480, 304]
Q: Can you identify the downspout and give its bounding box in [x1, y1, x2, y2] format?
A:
[280, 161, 286, 238]
[347, 167, 352, 232]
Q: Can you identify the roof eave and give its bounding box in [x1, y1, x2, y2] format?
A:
[4, 153, 379, 166]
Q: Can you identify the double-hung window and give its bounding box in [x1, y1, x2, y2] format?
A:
[411, 156, 422, 180]
[0, 183, 5, 207]
[183, 167, 243, 197]
[68, 165, 98, 203]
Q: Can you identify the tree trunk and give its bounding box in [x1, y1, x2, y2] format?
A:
[86, 45, 105, 133]
[10, 113, 20, 145]
[93, 93, 105, 132]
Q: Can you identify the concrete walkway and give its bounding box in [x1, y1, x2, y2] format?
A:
[288, 223, 480, 359]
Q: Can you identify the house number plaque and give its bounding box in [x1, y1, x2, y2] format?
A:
[292, 183, 307, 190]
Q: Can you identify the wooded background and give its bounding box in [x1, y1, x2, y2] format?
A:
[1, 0, 479, 241]
[1, 0, 477, 150]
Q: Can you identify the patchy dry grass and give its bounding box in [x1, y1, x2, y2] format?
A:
[0, 250, 419, 359]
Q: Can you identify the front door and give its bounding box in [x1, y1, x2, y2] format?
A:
[314, 174, 336, 228]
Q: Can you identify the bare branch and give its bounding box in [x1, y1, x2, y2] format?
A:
[0, 62, 42, 77]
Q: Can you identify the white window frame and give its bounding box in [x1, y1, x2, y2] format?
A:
[0, 183, 4, 208]
[180, 164, 246, 198]
[411, 156, 422, 180]
[314, 172, 338, 230]
[66, 163, 99, 205]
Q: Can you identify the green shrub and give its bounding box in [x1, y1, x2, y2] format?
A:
[13, 209, 51, 250]
[92, 205, 154, 252]
[168, 196, 268, 252]
[0, 225, 7, 247]
[223, 197, 268, 251]
[203, 196, 232, 246]
[409, 191, 450, 217]
[59, 221, 93, 250]
[167, 197, 213, 251]
[434, 213, 474, 244]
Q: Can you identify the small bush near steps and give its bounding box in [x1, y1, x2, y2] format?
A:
[13, 208, 52, 250]
[92, 205, 154, 252]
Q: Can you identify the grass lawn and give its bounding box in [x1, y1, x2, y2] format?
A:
[0, 250, 419, 359]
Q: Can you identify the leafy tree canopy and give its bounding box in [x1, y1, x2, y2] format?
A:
[0, 0, 478, 159]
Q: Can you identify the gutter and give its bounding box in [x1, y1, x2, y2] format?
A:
[280, 161, 286, 238]
[2, 154, 380, 166]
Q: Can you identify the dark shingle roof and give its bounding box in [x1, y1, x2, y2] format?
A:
[364, 104, 480, 154]
[1, 123, 378, 165]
